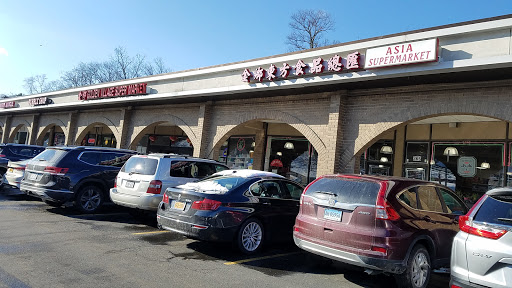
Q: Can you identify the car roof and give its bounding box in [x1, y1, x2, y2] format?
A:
[0, 143, 46, 148]
[46, 146, 137, 153]
[212, 169, 285, 179]
[132, 153, 227, 164]
[486, 187, 512, 196]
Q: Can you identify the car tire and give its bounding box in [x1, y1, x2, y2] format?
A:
[44, 200, 63, 207]
[395, 244, 431, 288]
[237, 218, 264, 254]
[75, 185, 104, 213]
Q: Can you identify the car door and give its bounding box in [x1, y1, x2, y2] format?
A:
[416, 185, 456, 262]
[248, 180, 297, 241]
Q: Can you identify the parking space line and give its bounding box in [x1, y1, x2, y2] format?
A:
[133, 230, 171, 235]
[223, 252, 300, 265]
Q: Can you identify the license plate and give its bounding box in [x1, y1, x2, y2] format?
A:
[28, 173, 38, 181]
[324, 208, 342, 221]
[125, 181, 135, 188]
[172, 201, 186, 211]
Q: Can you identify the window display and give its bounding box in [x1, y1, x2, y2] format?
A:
[219, 136, 255, 169]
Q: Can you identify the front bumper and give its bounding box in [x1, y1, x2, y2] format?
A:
[450, 275, 489, 288]
[293, 233, 406, 274]
[156, 212, 237, 243]
[110, 188, 162, 211]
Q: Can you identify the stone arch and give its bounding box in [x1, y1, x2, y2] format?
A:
[128, 121, 194, 150]
[75, 122, 118, 146]
[36, 124, 66, 146]
[9, 123, 31, 143]
[129, 114, 198, 149]
[207, 109, 326, 159]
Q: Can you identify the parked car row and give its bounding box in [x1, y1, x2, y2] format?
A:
[2, 144, 510, 288]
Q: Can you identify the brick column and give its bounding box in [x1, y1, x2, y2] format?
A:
[2, 116, 11, 144]
[28, 114, 40, 145]
[196, 102, 213, 158]
[66, 111, 78, 146]
[118, 107, 132, 149]
[393, 126, 406, 177]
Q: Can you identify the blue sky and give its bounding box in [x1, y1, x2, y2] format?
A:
[1, 0, 511, 95]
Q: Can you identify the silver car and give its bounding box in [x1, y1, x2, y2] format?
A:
[4, 159, 29, 190]
[110, 154, 228, 211]
[450, 187, 512, 288]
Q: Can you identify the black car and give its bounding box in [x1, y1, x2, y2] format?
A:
[0, 143, 46, 174]
[156, 169, 304, 254]
[20, 146, 137, 213]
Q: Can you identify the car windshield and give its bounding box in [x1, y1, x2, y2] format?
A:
[31, 149, 67, 163]
[120, 157, 158, 175]
[176, 175, 250, 194]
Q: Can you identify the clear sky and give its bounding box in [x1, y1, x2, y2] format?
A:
[1, 0, 511, 95]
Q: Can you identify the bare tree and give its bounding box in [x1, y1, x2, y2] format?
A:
[112, 46, 132, 79]
[24, 74, 49, 94]
[286, 9, 337, 51]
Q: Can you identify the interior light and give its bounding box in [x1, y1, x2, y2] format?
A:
[380, 157, 388, 163]
[284, 142, 294, 149]
[380, 145, 393, 154]
[276, 152, 282, 156]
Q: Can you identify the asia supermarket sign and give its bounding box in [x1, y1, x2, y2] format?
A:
[364, 38, 438, 68]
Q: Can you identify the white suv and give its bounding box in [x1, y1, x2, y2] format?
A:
[110, 154, 228, 211]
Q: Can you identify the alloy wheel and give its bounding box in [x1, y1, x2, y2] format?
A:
[79, 188, 101, 212]
[241, 221, 262, 252]
[411, 250, 429, 287]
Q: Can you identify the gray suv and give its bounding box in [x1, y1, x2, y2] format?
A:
[450, 187, 512, 288]
[110, 154, 228, 211]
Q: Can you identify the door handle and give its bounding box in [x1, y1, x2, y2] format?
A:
[422, 216, 436, 223]
[262, 202, 271, 205]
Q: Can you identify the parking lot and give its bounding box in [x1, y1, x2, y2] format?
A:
[0, 188, 450, 288]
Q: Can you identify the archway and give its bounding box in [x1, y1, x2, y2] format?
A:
[130, 122, 193, 155]
[76, 123, 117, 147]
[37, 124, 66, 146]
[357, 114, 510, 204]
[214, 119, 319, 185]
[9, 124, 29, 144]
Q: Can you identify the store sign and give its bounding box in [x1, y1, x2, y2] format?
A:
[0, 101, 15, 109]
[242, 52, 362, 83]
[29, 97, 50, 106]
[78, 83, 148, 101]
[87, 138, 96, 144]
[457, 156, 477, 177]
[365, 38, 438, 69]
[270, 159, 283, 167]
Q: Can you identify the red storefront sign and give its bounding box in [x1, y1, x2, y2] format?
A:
[78, 83, 148, 101]
[0, 101, 15, 109]
[242, 52, 361, 83]
[29, 97, 49, 107]
[364, 39, 438, 68]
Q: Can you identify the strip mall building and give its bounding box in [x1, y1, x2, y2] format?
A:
[3, 15, 512, 201]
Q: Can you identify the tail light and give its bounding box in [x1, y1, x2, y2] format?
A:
[459, 215, 507, 239]
[146, 180, 162, 194]
[375, 181, 400, 221]
[191, 198, 221, 210]
[114, 178, 117, 188]
[371, 246, 388, 255]
[0, 154, 5, 157]
[13, 167, 25, 171]
[162, 193, 169, 204]
[44, 166, 69, 175]
[300, 177, 323, 205]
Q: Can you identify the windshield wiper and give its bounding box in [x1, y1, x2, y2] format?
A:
[128, 171, 142, 175]
[313, 191, 338, 197]
[497, 218, 512, 223]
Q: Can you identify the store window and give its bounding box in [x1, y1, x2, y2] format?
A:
[404, 142, 429, 180]
[137, 135, 193, 155]
[219, 136, 255, 169]
[264, 137, 317, 185]
[361, 140, 394, 176]
[430, 142, 504, 203]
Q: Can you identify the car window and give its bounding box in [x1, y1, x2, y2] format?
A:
[195, 162, 215, 178]
[305, 177, 380, 206]
[417, 186, 444, 213]
[250, 181, 285, 199]
[170, 161, 196, 178]
[121, 157, 158, 175]
[284, 182, 303, 200]
[99, 153, 133, 167]
[438, 188, 467, 215]
[474, 194, 512, 226]
[32, 149, 67, 163]
[214, 164, 228, 173]
[398, 188, 418, 209]
[79, 152, 101, 165]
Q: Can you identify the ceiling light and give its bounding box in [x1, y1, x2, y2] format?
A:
[480, 162, 490, 169]
[276, 152, 282, 156]
[380, 145, 393, 154]
[443, 147, 459, 157]
[380, 157, 388, 163]
[284, 142, 294, 149]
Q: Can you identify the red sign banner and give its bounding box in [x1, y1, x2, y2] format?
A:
[79, 83, 148, 101]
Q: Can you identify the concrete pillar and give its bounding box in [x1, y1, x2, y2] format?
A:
[118, 107, 132, 149]
[252, 124, 267, 171]
[196, 102, 213, 158]
[393, 126, 406, 177]
[28, 114, 40, 145]
[66, 111, 78, 146]
[2, 116, 11, 144]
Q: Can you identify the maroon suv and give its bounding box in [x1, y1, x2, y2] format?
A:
[293, 174, 469, 288]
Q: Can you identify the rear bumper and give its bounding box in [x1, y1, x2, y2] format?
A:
[156, 212, 236, 242]
[450, 275, 489, 288]
[4, 173, 22, 188]
[293, 233, 406, 274]
[20, 182, 74, 203]
[109, 188, 161, 211]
